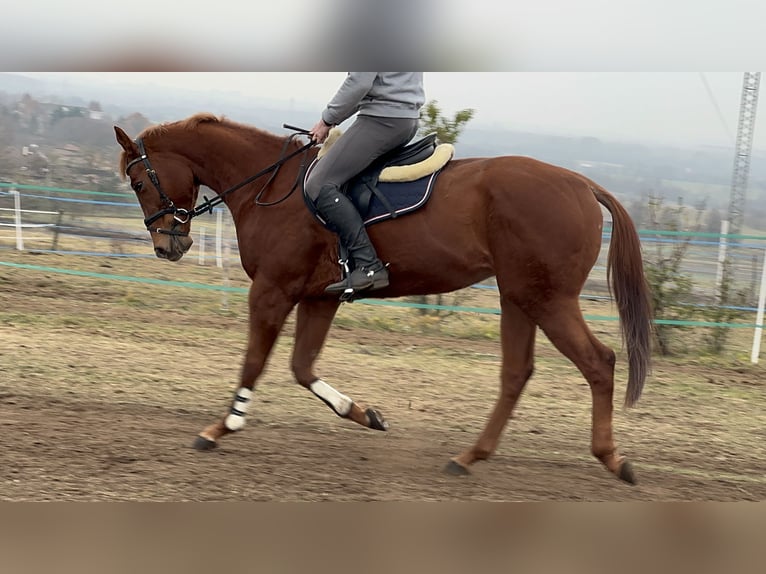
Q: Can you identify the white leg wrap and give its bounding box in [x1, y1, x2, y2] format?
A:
[310, 379, 352, 417]
[224, 387, 253, 431]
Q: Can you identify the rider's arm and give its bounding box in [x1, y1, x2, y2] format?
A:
[321, 72, 377, 126]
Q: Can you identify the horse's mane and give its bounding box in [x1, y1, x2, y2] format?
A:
[119, 113, 289, 179]
[143, 112, 222, 138]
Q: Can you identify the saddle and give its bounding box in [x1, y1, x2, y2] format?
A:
[306, 129, 453, 224]
[345, 132, 437, 220]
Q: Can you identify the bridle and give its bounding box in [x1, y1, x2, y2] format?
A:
[125, 126, 316, 237]
[125, 138, 191, 236]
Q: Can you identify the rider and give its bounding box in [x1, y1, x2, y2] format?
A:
[306, 72, 425, 294]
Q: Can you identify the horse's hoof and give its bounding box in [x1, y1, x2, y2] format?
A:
[193, 435, 218, 451]
[366, 408, 388, 431]
[618, 460, 637, 484]
[444, 459, 471, 476]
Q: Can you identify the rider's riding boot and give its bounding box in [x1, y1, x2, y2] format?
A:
[314, 185, 389, 294]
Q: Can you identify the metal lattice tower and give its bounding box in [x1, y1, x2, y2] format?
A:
[727, 72, 761, 235]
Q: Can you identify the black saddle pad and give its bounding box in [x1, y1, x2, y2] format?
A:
[352, 172, 439, 225]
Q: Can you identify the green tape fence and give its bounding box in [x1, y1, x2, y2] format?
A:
[1, 260, 763, 329]
[0, 182, 133, 200]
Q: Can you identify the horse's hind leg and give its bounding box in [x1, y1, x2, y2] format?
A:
[291, 298, 388, 431]
[446, 298, 536, 475]
[536, 297, 635, 484]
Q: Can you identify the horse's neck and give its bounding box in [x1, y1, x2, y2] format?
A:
[182, 125, 297, 220]
[190, 126, 284, 186]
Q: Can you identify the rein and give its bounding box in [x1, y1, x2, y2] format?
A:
[125, 125, 316, 236]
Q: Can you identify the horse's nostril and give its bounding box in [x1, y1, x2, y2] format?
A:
[154, 247, 168, 259]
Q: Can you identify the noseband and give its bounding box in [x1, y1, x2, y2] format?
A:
[125, 128, 315, 238]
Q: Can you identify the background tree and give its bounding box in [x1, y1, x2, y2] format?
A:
[704, 208, 723, 233]
[644, 196, 699, 355]
[0, 110, 19, 179]
[116, 113, 152, 137]
[418, 99, 475, 144]
[703, 258, 748, 354]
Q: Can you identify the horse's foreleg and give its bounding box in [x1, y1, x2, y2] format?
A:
[194, 283, 295, 450]
[446, 299, 536, 475]
[291, 298, 387, 431]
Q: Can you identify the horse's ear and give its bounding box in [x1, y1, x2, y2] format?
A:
[114, 126, 138, 154]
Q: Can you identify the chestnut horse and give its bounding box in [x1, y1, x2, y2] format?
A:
[114, 113, 652, 484]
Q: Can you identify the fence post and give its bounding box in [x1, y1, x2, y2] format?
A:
[715, 219, 729, 300]
[198, 225, 206, 266]
[750, 249, 766, 364]
[11, 188, 24, 250]
[215, 208, 223, 268]
[51, 210, 63, 251]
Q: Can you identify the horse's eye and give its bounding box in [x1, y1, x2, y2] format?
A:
[132, 181, 143, 193]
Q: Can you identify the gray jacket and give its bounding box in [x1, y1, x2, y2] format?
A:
[321, 72, 424, 126]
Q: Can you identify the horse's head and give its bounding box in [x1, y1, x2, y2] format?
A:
[114, 125, 196, 261]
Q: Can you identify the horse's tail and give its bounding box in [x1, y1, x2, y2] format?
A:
[591, 184, 653, 407]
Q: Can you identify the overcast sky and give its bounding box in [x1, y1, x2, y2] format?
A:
[23, 72, 765, 150]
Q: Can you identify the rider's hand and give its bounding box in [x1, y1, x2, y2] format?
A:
[309, 119, 331, 144]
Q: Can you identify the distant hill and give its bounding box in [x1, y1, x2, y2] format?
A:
[0, 72, 317, 130]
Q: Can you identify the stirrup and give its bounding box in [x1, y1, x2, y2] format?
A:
[326, 264, 389, 300]
[339, 287, 356, 302]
